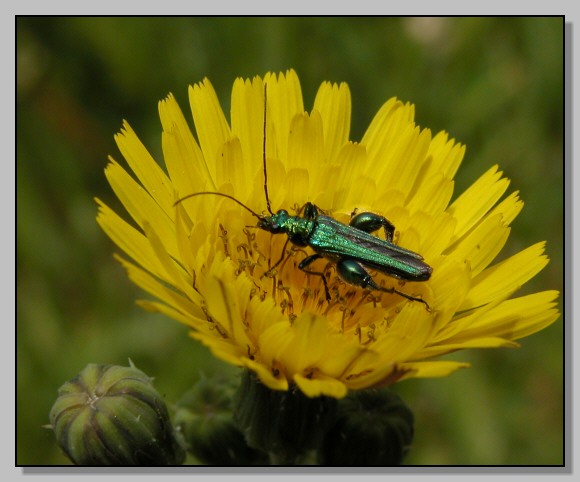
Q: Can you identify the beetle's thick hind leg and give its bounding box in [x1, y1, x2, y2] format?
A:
[349, 212, 395, 242]
[336, 259, 430, 311]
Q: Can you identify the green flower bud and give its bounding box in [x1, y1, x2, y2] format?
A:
[233, 370, 338, 464]
[49, 363, 185, 466]
[173, 375, 267, 465]
[317, 389, 414, 466]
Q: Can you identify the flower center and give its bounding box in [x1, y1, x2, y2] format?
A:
[224, 224, 406, 338]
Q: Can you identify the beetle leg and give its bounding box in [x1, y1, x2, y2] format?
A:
[336, 258, 379, 290]
[264, 237, 291, 276]
[349, 212, 395, 242]
[298, 253, 331, 301]
[336, 259, 430, 310]
[302, 202, 319, 219]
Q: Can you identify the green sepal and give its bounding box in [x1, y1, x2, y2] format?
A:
[317, 388, 414, 466]
[173, 375, 267, 465]
[233, 370, 338, 464]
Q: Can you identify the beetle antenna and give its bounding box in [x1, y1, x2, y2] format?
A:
[263, 83, 274, 215]
[173, 192, 264, 220]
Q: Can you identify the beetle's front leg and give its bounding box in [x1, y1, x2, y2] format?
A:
[350, 212, 395, 242]
[336, 259, 430, 310]
[264, 238, 291, 277]
[296, 202, 319, 219]
[298, 253, 331, 302]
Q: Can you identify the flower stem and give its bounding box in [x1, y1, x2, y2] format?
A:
[268, 451, 298, 466]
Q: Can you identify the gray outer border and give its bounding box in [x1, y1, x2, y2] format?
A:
[13, 16, 570, 480]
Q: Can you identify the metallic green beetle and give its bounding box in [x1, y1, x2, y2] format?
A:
[176, 192, 432, 310]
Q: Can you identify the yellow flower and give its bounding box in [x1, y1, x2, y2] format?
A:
[96, 69, 559, 399]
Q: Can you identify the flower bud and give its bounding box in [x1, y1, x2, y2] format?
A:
[317, 389, 414, 466]
[49, 363, 185, 466]
[233, 370, 338, 464]
[173, 375, 267, 465]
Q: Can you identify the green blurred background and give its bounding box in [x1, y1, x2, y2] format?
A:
[17, 17, 563, 466]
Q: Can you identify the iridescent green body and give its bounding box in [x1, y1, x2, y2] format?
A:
[258, 202, 432, 308]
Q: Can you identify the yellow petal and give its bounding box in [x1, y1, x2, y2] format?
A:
[371, 303, 435, 361]
[330, 142, 367, 208]
[189, 331, 246, 367]
[460, 242, 550, 310]
[189, 78, 231, 180]
[104, 160, 181, 260]
[447, 213, 511, 277]
[317, 342, 367, 377]
[423, 131, 465, 180]
[138, 300, 205, 329]
[279, 312, 331, 374]
[313, 80, 351, 163]
[231, 76, 266, 189]
[283, 168, 310, 208]
[345, 361, 413, 390]
[159, 93, 215, 194]
[407, 211, 456, 260]
[397, 360, 470, 379]
[345, 175, 378, 212]
[377, 126, 431, 199]
[118, 255, 204, 321]
[286, 111, 325, 172]
[114, 122, 174, 212]
[242, 358, 289, 391]
[294, 373, 348, 399]
[406, 172, 454, 218]
[216, 137, 250, 198]
[487, 190, 524, 226]
[447, 165, 510, 241]
[257, 320, 294, 365]
[428, 257, 471, 330]
[361, 98, 412, 160]
[96, 199, 165, 277]
[203, 260, 258, 349]
[447, 290, 560, 343]
[258, 69, 305, 169]
[415, 337, 520, 359]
